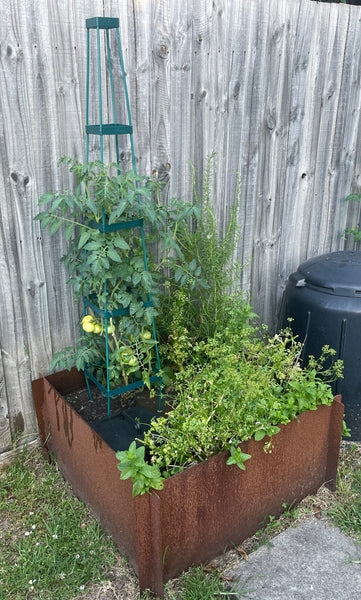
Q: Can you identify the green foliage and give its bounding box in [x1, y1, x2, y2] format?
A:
[343, 226, 361, 244]
[116, 155, 343, 496]
[37, 157, 344, 501]
[157, 153, 244, 343]
[166, 565, 243, 600]
[345, 193, 361, 203]
[342, 193, 361, 244]
[328, 447, 361, 542]
[342, 420, 352, 438]
[116, 441, 164, 496]
[35, 158, 203, 390]
[139, 325, 342, 484]
[0, 444, 117, 599]
[226, 446, 252, 470]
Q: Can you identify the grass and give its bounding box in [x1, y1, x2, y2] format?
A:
[2, 440, 361, 600]
[0, 441, 251, 600]
[0, 441, 118, 600]
[163, 566, 246, 599]
[327, 443, 361, 541]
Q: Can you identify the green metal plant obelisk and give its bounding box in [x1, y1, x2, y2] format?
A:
[83, 17, 162, 414]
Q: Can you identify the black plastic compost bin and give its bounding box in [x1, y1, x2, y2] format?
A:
[279, 251, 361, 440]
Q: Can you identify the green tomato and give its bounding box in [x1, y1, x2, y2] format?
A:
[107, 321, 116, 335]
[142, 331, 152, 340]
[120, 350, 133, 363]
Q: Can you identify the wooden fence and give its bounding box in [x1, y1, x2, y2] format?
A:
[1, 0, 361, 454]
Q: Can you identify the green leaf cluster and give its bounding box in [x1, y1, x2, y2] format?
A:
[141, 325, 342, 479]
[116, 441, 163, 496]
[35, 158, 204, 391]
[114, 155, 343, 495]
[156, 152, 243, 342]
[342, 193, 361, 245]
[226, 445, 252, 470]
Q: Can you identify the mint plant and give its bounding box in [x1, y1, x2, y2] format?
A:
[226, 446, 252, 470]
[35, 158, 203, 391]
[116, 442, 163, 496]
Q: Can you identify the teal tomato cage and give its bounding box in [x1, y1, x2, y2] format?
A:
[83, 17, 162, 414]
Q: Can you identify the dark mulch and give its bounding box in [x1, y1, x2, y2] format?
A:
[65, 384, 170, 423]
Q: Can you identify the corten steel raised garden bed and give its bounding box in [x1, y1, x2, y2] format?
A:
[32, 368, 344, 597]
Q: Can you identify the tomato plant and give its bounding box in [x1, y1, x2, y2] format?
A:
[35, 158, 204, 391]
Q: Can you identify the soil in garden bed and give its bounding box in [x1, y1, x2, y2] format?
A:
[65, 384, 173, 453]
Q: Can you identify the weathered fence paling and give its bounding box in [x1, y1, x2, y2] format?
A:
[1, 0, 361, 449]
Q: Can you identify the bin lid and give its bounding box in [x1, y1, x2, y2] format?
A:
[296, 251, 361, 297]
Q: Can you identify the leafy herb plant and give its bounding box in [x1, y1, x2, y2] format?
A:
[117, 322, 342, 494]
[157, 153, 243, 343]
[116, 441, 164, 496]
[113, 156, 343, 495]
[140, 322, 342, 481]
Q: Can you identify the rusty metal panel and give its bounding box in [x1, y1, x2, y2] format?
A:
[32, 372, 139, 572]
[326, 395, 345, 491]
[134, 492, 164, 597]
[158, 395, 344, 581]
[32, 371, 344, 597]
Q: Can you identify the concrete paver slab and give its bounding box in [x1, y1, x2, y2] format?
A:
[229, 520, 361, 600]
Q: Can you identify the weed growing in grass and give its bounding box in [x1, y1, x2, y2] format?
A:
[0, 443, 117, 600]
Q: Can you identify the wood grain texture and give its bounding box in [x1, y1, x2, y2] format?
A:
[0, 352, 11, 452]
[1, 0, 361, 453]
[0, 439, 39, 470]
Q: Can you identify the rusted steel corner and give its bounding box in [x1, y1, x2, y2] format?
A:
[135, 492, 163, 597]
[325, 394, 344, 491]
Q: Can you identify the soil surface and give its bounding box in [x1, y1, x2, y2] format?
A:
[65, 384, 172, 424]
